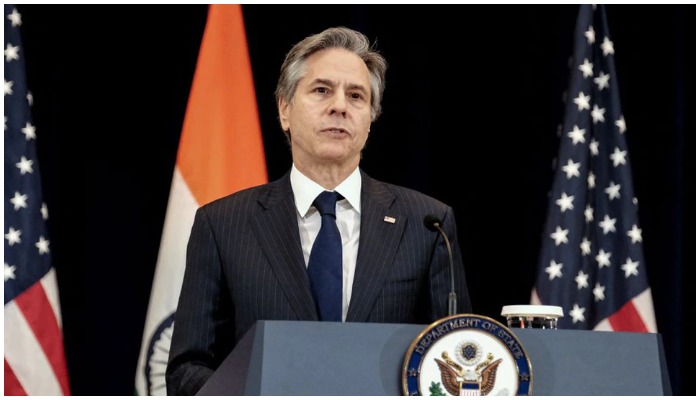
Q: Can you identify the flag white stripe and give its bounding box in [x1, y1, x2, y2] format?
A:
[5, 301, 64, 395]
[530, 288, 542, 305]
[40, 267, 63, 329]
[135, 167, 199, 395]
[594, 318, 613, 331]
[147, 167, 199, 324]
[632, 288, 657, 332]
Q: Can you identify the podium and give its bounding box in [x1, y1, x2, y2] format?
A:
[197, 320, 671, 395]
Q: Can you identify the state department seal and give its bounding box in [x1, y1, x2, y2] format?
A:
[402, 314, 533, 396]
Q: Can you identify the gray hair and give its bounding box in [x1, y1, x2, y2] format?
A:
[275, 27, 388, 124]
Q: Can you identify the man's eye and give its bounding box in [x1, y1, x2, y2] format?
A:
[350, 93, 363, 100]
[315, 87, 328, 94]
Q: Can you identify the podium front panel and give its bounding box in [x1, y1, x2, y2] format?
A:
[197, 320, 670, 395]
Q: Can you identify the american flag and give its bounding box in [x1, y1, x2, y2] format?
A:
[4, 5, 71, 395]
[531, 5, 657, 333]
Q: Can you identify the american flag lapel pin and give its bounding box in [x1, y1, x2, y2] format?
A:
[383, 216, 396, 224]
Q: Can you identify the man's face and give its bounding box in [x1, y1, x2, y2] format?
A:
[278, 48, 372, 170]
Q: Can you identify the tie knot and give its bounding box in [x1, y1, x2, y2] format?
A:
[313, 191, 339, 217]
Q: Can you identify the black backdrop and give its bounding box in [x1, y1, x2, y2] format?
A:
[18, 4, 693, 395]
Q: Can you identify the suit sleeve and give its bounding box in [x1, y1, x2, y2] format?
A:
[429, 206, 472, 320]
[166, 207, 236, 395]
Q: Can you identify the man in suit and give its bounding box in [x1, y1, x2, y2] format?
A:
[166, 26, 471, 395]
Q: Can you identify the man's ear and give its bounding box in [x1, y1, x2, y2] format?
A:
[278, 97, 290, 132]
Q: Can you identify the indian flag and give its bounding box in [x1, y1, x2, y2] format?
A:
[134, 4, 267, 395]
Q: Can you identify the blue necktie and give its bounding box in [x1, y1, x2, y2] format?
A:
[307, 191, 342, 321]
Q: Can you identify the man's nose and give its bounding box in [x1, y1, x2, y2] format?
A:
[329, 92, 347, 116]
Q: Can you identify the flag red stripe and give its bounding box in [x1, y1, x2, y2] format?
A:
[4, 359, 27, 396]
[14, 281, 71, 395]
[607, 300, 648, 332]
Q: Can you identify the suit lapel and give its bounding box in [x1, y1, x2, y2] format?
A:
[251, 173, 318, 321]
[346, 173, 406, 322]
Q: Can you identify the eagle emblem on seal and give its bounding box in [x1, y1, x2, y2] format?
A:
[434, 350, 502, 396]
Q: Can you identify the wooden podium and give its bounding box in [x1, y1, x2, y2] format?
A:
[196, 320, 671, 395]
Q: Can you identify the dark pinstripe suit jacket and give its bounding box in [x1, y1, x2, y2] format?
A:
[166, 170, 471, 395]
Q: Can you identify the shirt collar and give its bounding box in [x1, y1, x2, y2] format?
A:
[290, 164, 362, 217]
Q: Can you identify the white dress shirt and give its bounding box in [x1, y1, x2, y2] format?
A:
[290, 164, 361, 322]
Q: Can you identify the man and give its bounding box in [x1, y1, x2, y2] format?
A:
[166, 26, 471, 395]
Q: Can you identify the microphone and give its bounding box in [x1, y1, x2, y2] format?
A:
[423, 215, 458, 316]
